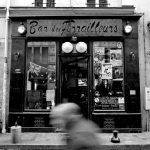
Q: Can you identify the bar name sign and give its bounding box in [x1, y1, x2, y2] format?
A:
[27, 19, 122, 37]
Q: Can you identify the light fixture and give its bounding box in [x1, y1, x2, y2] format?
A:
[14, 52, 20, 61]
[124, 22, 132, 34]
[76, 42, 87, 53]
[62, 42, 73, 53]
[17, 23, 26, 35]
[71, 35, 77, 42]
[129, 52, 135, 61]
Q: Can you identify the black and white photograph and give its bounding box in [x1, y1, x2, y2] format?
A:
[0, 0, 150, 149]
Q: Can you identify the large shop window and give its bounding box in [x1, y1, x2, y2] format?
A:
[25, 42, 56, 110]
[93, 41, 125, 111]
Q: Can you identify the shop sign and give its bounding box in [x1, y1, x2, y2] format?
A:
[27, 19, 122, 37]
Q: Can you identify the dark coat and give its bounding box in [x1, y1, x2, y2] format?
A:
[65, 117, 101, 150]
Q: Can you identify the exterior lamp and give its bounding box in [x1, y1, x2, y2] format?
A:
[62, 42, 73, 53]
[17, 23, 26, 35]
[124, 22, 132, 34]
[14, 52, 20, 61]
[129, 52, 135, 61]
[76, 42, 87, 53]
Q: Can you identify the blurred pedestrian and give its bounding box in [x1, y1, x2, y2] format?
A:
[50, 102, 101, 150]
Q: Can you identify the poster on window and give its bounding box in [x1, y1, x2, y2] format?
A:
[101, 63, 112, 79]
[94, 97, 125, 110]
[94, 47, 105, 64]
[113, 66, 123, 79]
[27, 90, 43, 109]
[46, 90, 55, 101]
[46, 90, 55, 106]
[110, 49, 122, 67]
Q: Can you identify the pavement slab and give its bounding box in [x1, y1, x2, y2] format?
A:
[0, 132, 150, 150]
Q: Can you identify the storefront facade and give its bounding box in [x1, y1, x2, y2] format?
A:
[8, 7, 142, 132]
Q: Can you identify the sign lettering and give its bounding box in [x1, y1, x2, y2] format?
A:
[27, 19, 122, 37]
[95, 97, 125, 110]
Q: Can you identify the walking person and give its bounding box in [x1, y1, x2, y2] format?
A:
[50, 102, 102, 150]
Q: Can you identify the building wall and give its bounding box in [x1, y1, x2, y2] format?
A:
[0, 5, 11, 129]
[0, 14, 5, 127]
[2, 0, 125, 7]
[0, 0, 150, 131]
[134, 0, 150, 131]
[0, 0, 6, 7]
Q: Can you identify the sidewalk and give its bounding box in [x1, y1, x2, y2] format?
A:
[0, 132, 150, 150]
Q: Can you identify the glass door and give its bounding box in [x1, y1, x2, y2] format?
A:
[60, 55, 89, 118]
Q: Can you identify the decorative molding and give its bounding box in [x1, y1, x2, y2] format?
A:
[8, 6, 142, 18]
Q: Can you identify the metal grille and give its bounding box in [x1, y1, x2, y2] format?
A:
[103, 117, 115, 128]
[34, 117, 45, 127]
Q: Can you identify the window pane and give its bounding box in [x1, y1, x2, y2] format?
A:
[27, 47, 32, 63]
[35, 0, 43, 7]
[93, 41, 125, 111]
[47, 0, 55, 7]
[33, 47, 40, 63]
[99, 0, 108, 7]
[42, 47, 48, 64]
[26, 42, 56, 110]
[87, 0, 95, 7]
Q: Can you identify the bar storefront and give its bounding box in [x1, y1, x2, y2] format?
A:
[9, 8, 141, 132]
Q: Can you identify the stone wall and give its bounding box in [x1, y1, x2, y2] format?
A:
[0, 18, 5, 124]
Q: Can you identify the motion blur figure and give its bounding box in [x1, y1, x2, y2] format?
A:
[50, 102, 101, 150]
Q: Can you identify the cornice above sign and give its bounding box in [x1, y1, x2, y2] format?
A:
[27, 19, 122, 37]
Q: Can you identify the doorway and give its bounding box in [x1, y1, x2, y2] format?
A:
[59, 55, 90, 118]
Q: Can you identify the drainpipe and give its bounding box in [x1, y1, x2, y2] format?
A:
[70, 0, 72, 7]
[2, 0, 10, 133]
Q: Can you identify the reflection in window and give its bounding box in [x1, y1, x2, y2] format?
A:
[25, 42, 56, 110]
[93, 41, 125, 111]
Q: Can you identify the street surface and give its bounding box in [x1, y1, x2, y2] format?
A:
[0, 132, 150, 150]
